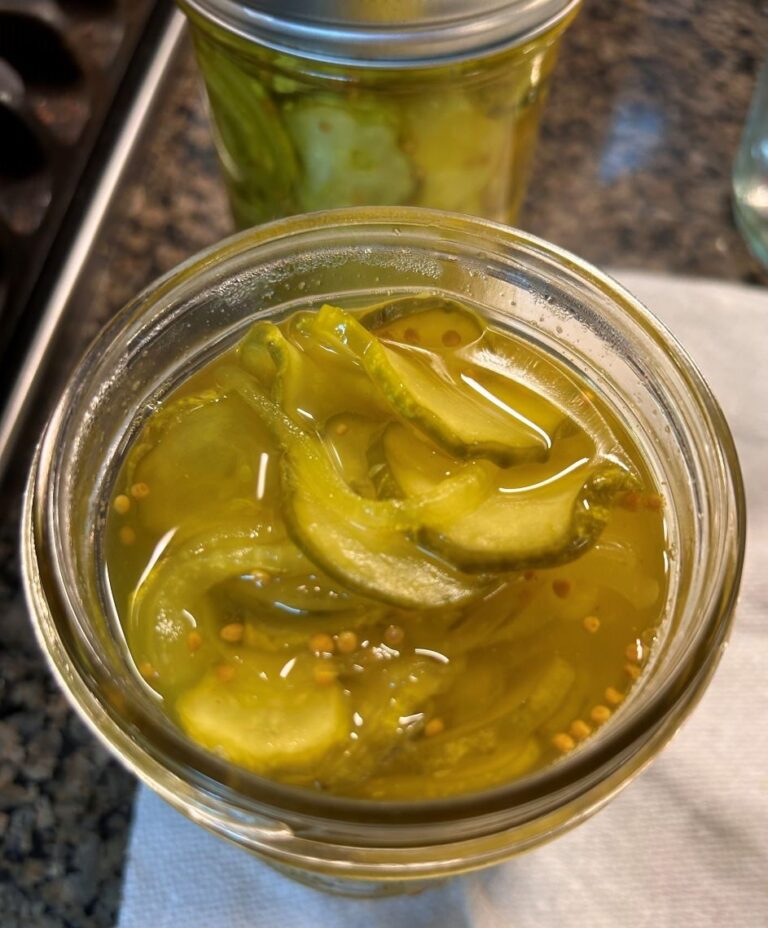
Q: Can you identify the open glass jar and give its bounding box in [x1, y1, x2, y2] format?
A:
[179, 0, 581, 227]
[23, 208, 744, 896]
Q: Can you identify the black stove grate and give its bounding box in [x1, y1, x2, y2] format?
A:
[0, 0, 163, 359]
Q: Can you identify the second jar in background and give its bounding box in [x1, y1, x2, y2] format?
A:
[179, 1, 581, 227]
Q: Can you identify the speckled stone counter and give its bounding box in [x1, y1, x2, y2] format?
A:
[1, 2, 766, 925]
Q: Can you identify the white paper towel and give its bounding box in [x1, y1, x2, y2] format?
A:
[118, 272, 768, 928]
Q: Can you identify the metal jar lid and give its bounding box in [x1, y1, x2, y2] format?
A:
[182, 0, 581, 67]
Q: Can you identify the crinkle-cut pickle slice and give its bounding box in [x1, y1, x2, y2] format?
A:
[281, 95, 415, 212]
[176, 653, 347, 774]
[404, 92, 509, 216]
[384, 421, 638, 573]
[219, 367, 486, 609]
[307, 304, 550, 465]
[128, 522, 308, 688]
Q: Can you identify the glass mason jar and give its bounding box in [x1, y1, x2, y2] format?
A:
[178, 0, 581, 227]
[23, 208, 744, 896]
[733, 57, 768, 269]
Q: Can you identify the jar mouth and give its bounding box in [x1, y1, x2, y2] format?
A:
[23, 207, 745, 840]
[180, 0, 581, 67]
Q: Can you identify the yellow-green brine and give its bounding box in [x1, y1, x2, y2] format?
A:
[106, 294, 668, 800]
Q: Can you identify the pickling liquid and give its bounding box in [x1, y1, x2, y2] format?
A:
[106, 296, 668, 799]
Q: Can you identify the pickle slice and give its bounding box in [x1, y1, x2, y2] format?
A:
[362, 656, 574, 799]
[127, 521, 308, 689]
[220, 367, 486, 608]
[432, 465, 637, 573]
[317, 654, 459, 793]
[241, 320, 388, 425]
[281, 95, 415, 212]
[324, 413, 385, 498]
[359, 294, 484, 351]
[126, 392, 277, 537]
[384, 422, 637, 572]
[192, 32, 299, 225]
[176, 652, 347, 774]
[404, 92, 509, 215]
[308, 304, 550, 465]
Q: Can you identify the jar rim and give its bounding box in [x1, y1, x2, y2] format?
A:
[23, 207, 745, 846]
[179, 0, 581, 67]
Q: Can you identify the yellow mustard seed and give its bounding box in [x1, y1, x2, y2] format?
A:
[336, 630, 358, 654]
[424, 717, 445, 738]
[113, 494, 131, 515]
[309, 632, 335, 655]
[569, 719, 592, 742]
[130, 482, 150, 499]
[384, 624, 405, 647]
[441, 329, 462, 347]
[220, 622, 244, 644]
[590, 705, 612, 725]
[138, 661, 157, 680]
[605, 686, 625, 706]
[216, 664, 235, 683]
[119, 526, 136, 546]
[334, 422, 349, 437]
[187, 630, 203, 652]
[251, 569, 271, 586]
[625, 662, 642, 681]
[552, 733, 575, 753]
[582, 615, 601, 634]
[552, 579, 571, 599]
[644, 493, 663, 512]
[625, 640, 644, 663]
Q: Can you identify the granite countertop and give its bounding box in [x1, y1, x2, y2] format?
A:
[1, 2, 766, 925]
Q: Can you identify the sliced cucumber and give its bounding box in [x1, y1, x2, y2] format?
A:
[308, 304, 550, 465]
[360, 738, 541, 800]
[176, 652, 347, 774]
[323, 413, 385, 498]
[240, 320, 388, 426]
[363, 656, 574, 798]
[127, 521, 308, 689]
[318, 655, 459, 792]
[126, 392, 277, 537]
[404, 91, 508, 215]
[384, 421, 637, 573]
[282, 95, 415, 212]
[456, 362, 568, 449]
[359, 294, 484, 351]
[220, 367, 486, 608]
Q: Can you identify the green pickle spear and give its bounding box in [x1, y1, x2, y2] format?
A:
[106, 294, 668, 799]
